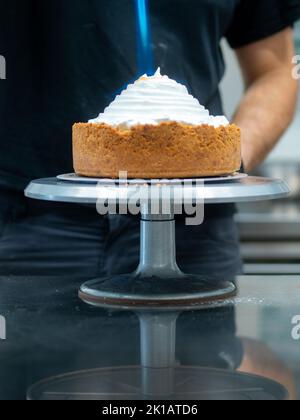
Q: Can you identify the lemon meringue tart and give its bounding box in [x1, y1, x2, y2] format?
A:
[73, 69, 241, 179]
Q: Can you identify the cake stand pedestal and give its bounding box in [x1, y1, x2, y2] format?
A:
[25, 175, 290, 400]
[25, 175, 289, 307]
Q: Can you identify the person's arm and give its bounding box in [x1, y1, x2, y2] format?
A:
[232, 28, 298, 172]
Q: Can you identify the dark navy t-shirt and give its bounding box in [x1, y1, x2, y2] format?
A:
[0, 0, 299, 197]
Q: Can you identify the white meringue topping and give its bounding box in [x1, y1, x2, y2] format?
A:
[89, 68, 229, 128]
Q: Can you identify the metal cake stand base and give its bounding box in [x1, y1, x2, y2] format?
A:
[79, 209, 237, 310]
[79, 274, 236, 310]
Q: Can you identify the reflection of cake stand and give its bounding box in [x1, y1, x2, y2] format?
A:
[25, 175, 289, 400]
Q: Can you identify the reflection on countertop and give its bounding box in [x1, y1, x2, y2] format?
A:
[0, 275, 299, 400]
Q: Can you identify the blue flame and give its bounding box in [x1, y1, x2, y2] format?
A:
[135, 0, 154, 76]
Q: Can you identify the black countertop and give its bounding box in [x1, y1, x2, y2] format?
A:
[0, 275, 299, 400]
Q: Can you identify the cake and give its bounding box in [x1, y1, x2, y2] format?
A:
[73, 69, 241, 179]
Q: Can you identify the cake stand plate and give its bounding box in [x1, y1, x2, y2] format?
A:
[25, 176, 288, 205]
[56, 172, 248, 185]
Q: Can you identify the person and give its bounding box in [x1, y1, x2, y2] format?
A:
[1, 0, 300, 401]
[0, 0, 299, 279]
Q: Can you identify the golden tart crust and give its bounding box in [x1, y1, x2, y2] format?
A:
[73, 122, 241, 179]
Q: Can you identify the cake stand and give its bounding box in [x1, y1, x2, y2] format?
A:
[25, 174, 289, 308]
[25, 174, 290, 400]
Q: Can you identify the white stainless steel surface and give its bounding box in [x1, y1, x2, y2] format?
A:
[241, 242, 300, 261]
[244, 264, 300, 275]
[237, 199, 300, 240]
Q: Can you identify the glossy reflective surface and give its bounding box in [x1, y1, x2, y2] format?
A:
[0, 275, 299, 400]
